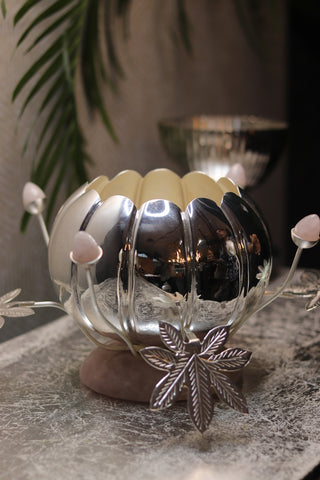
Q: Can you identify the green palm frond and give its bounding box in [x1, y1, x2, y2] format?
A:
[6, 0, 192, 231]
[176, 0, 193, 54]
[15, 0, 91, 230]
[1, 0, 6, 18]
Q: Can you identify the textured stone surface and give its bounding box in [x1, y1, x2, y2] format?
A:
[0, 273, 319, 479]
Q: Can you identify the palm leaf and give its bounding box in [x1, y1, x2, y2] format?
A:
[19, 55, 62, 116]
[32, 104, 74, 185]
[140, 346, 176, 371]
[13, 0, 43, 24]
[39, 73, 65, 114]
[103, 0, 122, 79]
[45, 138, 76, 222]
[26, 4, 81, 52]
[13, 0, 90, 230]
[79, 0, 119, 141]
[1, 0, 6, 18]
[12, 36, 64, 102]
[176, 0, 192, 53]
[16, 0, 75, 47]
[9, 0, 193, 231]
[36, 88, 69, 151]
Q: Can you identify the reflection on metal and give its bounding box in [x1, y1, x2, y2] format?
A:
[48, 189, 273, 345]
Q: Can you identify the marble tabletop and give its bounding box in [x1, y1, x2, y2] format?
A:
[0, 274, 319, 480]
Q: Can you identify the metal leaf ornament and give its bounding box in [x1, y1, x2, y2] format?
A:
[0, 289, 34, 329]
[282, 270, 320, 311]
[140, 322, 251, 433]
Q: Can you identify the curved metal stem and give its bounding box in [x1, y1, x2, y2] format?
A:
[69, 263, 132, 351]
[36, 213, 50, 246]
[85, 268, 136, 356]
[17, 300, 65, 312]
[250, 246, 303, 317]
[230, 247, 303, 336]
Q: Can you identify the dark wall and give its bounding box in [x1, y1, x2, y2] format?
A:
[287, 1, 320, 268]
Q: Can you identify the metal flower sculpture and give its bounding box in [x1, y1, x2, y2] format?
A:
[1, 170, 319, 435]
[140, 322, 251, 433]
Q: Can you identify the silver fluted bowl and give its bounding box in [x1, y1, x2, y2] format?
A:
[48, 169, 272, 347]
[158, 115, 287, 187]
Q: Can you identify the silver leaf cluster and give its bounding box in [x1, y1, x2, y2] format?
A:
[0, 289, 34, 329]
[140, 322, 251, 433]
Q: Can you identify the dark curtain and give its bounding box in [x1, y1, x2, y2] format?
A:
[287, 1, 320, 268]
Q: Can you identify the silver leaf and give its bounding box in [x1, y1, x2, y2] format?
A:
[210, 369, 248, 414]
[200, 325, 229, 356]
[0, 288, 22, 305]
[0, 307, 34, 317]
[150, 357, 187, 410]
[159, 321, 185, 353]
[208, 347, 252, 370]
[186, 356, 214, 433]
[283, 270, 320, 299]
[306, 291, 320, 311]
[140, 347, 176, 371]
[142, 321, 251, 433]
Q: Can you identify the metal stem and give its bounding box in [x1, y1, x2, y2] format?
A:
[85, 268, 136, 356]
[37, 213, 50, 246]
[250, 246, 303, 317]
[70, 265, 127, 350]
[184, 330, 198, 342]
[17, 300, 66, 312]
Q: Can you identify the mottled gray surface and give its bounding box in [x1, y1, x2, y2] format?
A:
[0, 283, 319, 480]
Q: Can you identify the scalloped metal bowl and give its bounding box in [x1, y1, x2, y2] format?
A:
[48, 169, 272, 346]
[158, 115, 287, 187]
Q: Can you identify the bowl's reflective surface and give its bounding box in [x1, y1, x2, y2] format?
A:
[49, 177, 272, 346]
[158, 115, 287, 187]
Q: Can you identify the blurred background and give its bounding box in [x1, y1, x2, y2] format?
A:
[0, 0, 318, 342]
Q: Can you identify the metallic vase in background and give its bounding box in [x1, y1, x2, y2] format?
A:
[158, 115, 287, 187]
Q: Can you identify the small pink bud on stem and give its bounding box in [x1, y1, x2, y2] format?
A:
[291, 214, 320, 249]
[22, 182, 46, 215]
[70, 231, 103, 265]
